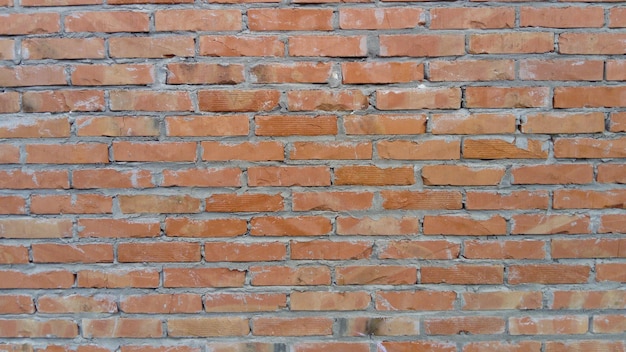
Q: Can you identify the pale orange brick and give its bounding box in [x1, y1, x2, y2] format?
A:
[337, 217, 419, 236]
[168, 318, 249, 337]
[462, 291, 542, 310]
[154, 9, 241, 31]
[343, 114, 426, 135]
[165, 218, 247, 238]
[431, 7, 514, 29]
[375, 291, 456, 311]
[291, 291, 371, 310]
[340, 8, 424, 29]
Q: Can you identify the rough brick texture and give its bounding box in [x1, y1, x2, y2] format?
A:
[0, 0, 625, 350]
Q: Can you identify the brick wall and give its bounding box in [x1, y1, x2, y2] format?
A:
[1, 0, 626, 350]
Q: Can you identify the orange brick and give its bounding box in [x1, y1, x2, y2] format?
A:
[71, 64, 153, 86]
[343, 114, 427, 135]
[0, 245, 29, 264]
[23, 90, 105, 113]
[424, 316, 505, 335]
[0, 144, 19, 163]
[0, 196, 25, 214]
[287, 90, 368, 111]
[339, 316, 420, 337]
[431, 7, 514, 29]
[78, 269, 159, 288]
[0, 92, 19, 113]
[113, 141, 196, 162]
[336, 266, 417, 285]
[118, 242, 201, 263]
[119, 195, 202, 214]
[512, 214, 590, 235]
[0, 295, 34, 314]
[78, 218, 160, 238]
[204, 293, 286, 312]
[560, 33, 626, 54]
[466, 190, 548, 210]
[199, 36, 284, 57]
[554, 189, 626, 209]
[607, 60, 626, 81]
[0, 218, 72, 239]
[430, 60, 515, 81]
[0, 39, 14, 60]
[545, 341, 625, 352]
[294, 343, 369, 352]
[0, 13, 60, 35]
[37, 294, 117, 313]
[464, 240, 546, 259]
[248, 166, 330, 186]
[75, 116, 159, 137]
[251, 62, 331, 83]
[166, 63, 244, 85]
[290, 141, 372, 160]
[291, 291, 370, 310]
[110, 90, 192, 112]
[556, 87, 626, 108]
[0, 319, 77, 338]
[166, 115, 249, 136]
[597, 263, 626, 282]
[73, 168, 153, 189]
[379, 342, 456, 352]
[555, 137, 626, 158]
[342, 62, 423, 84]
[552, 290, 626, 310]
[378, 139, 461, 160]
[600, 214, 626, 233]
[0, 66, 66, 87]
[521, 6, 604, 28]
[120, 294, 202, 313]
[198, 90, 280, 112]
[162, 168, 241, 187]
[422, 165, 505, 186]
[334, 166, 414, 186]
[382, 191, 463, 210]
[464, 138, 548, 159]
[509, 264, 590, 284]
[31, 194, 112, 214]
[552, 238, 626, 258]
[83, 318, 162, 338]
[0, 270, 74, 289]
[594, 314, 626, 333]
[292, 191, 373, 211]
[519, 59, 604, 81]
[462, 291, 542, 310]
[465, 341, 541, 352]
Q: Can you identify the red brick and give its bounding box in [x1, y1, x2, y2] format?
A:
[424, 316, 505, 335]
[248, 166, 330, 186]
[23, 90, 105, 113]
[466, 87, 550, 108]
[378, 139, 460, 160]
[37, 294, 117, 313]
[343, 114, 426, 135]
[154, 9, 241, 31]
[462, 291, 542, 310]
[509, 316, 588, 335]
[422, 165, 505, 186]
[83, 318, 162, 338]
[293, 192, 373, 211]
[339, 316, 420, 337]
[0, 144, 19, 163]
[464, 240, 546, 259]
[78, 269, 159, 288]
[249, 9, 332, 31]
[168, 317, 249, 337]
[337, 217, 419, 236]
[334, 165, 415, 186]
[163, 168, 241, 187]
[336, 266, 417, 285]
[422, 265, 504, 284]
[204, 344, 278, 352]
[0, 92, 19, 113]
[250, 216, 331, 236]
[520, 59, 603, 81]
[72, 64, 153, 86]
[252, 317, 333, 336]
[32, 243, 113, 263]
[545, 341, 625, 352]
[111, 90, 192, 112]
[204, 293, 286, 312]
[431, 7, 514, 29]
[379, 342, 456, 352]
[552, 290, 626, 309]
[0, 245, 29, 264]
[380, 34, 465, 56]
[290, 141, 372, 160]
[0, 39, 14, 60]
[199, 36, 284, 57]
[0, 319, 77, 338]
[0, 295, 34, 314]
[610, 7, 626, 27]
[118, 242, 201, 262]
[22, 38, 105, 60]
[0, 13, 60, 35]
[464, 138, 548, 159]
[78, 218, 159, 238]
[0, 196, 25, 214]
[607, 60, 626, 81]
[594, 314, 626, 333]
[375, 291, 456, 311]
[0, 66, 66, 87]
[382, 191, 463, 210]
[0, 218, 72, 239]
[110, 36, 195, 58]
[163, 268, 245, 288]
[294, 343, 369, 352]
[289, 36, 367, 57]
[165, 218, 247, 238]
[119, 195, 202, 214]
[65, 11, 149, 32]
[470, 32, 554, 54]
[464, 341, 541, 352]
[249, 266, 331, 286]
[379, 240, 460, 260]
[120, 294, 202, 313]
[76, 116, 159, 137]
[376, 88, 461, 109]
[291, 240, 372, 260]
[255, 115, 338, 135]
[287, 90, 368, 111]
[166, 115, 249, 136]
[166, 63, 244, 85]
[31, 194, 112, 214]
[509, 264, 590, 284]
[73, 168, 153, 189]
[597, 263, 626, 282]
[559, 33, 626, 54]
[204, 242, 286, 262]
[198, 90, 280, 112]
[424, 215, 507, 236]
[202, 141, 283, 161]
[430, 60, 514, 82]
[340, 8, 424, 29]
[206, 193, 283, 212]
[251, 62, 331, 83]
[0, 270, 74, 289]
[520, 7, 604, 28]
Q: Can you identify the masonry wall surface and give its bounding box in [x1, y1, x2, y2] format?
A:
[0, 0, 625, 351]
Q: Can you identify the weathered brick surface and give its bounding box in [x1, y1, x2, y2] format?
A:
[0, 1, 624, 350]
